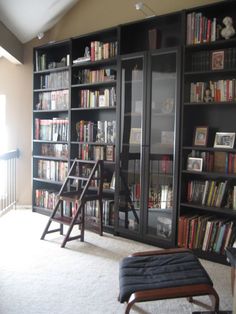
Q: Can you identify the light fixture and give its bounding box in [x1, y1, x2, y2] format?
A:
[37, 32, 44, 40]
[135, 2, 156, 18]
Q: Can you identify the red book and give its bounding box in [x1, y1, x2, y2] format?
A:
[135, 183, 141, 200]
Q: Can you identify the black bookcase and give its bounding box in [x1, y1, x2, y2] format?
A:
[32, 0, 236, 263]
[179, 0, 236, 264]
[32, 40, 70, 216]
[115, 12, 182, 247]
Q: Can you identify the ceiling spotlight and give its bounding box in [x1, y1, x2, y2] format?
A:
[134, 2, 156, 18]
[37, 32, 44, 40]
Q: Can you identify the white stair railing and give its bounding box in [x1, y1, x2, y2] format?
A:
[0, 149, 20, 215]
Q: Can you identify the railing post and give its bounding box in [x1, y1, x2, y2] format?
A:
[0, 149, 20, 215]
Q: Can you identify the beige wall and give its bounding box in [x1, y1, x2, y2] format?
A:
[0, 0, 221, 205]
[0, 21, 23, 63]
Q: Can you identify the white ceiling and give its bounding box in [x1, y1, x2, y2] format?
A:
[0, 0, 79, 43]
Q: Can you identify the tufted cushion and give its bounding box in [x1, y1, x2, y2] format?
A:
[119, 251, 213, 303]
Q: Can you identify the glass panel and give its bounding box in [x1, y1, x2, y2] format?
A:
[118, 56, 144, 232]
[147, 52, 176, 241]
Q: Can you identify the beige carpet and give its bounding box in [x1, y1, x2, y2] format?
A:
[0, 209, 232, 314]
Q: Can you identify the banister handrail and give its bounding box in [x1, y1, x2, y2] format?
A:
[0, 149, 20, 160]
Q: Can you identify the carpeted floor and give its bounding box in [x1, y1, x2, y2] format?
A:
[0, 209, 233, 314]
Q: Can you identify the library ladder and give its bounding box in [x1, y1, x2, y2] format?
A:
[40, 159, 104, 248]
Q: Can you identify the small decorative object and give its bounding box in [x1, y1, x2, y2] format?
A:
[214, 132, 235, 148]
[187, 157, 203, 172]
[221, 16, 236, 39]
[193, 126, 208, 146]
[203, 88, 213, 103]
[161, 98, 174, 113]
[84, 46, 90, 58]
[211, 50, 224, 70]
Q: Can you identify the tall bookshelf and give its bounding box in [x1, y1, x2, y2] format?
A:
[115, 12, 182, 247]
[70, 28, 118, 230]
[33, 40, 70, 216]
[179, 0, 236, 264]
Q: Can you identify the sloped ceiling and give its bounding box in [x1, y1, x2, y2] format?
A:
[0, 0, 79, 43]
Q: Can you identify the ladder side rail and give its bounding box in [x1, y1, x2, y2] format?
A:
[78, 160, 100, 201]
[58, 159, 77, 197]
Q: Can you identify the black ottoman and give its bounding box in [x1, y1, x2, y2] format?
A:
[118, 248, 219, 314]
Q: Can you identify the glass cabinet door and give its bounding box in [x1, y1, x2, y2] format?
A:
[117, 55, 145, 232]
[146, 51, 178, 244]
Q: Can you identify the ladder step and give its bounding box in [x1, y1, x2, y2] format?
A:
[51, 216, 81, 225]
[68, 175, 89, 180]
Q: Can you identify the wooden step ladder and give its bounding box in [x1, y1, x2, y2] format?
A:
[40, 159, 104, 248]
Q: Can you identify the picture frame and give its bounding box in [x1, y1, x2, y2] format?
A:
[187, 157, 203, 172]
[214, 132, 235, 149]
[129, 128, 142, 144]
[211, 50, 224, 70]
[193, 126, 208, 147]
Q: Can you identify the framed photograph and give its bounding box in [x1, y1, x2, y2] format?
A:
[187, 157, 203, 172]
[193, 126, 208, 147]
[214, 132, 235, 149]
[129, 128, 142, 144]
[211, 50, 224, 70]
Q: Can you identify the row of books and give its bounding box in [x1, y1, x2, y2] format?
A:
[40, 143, 68, 159]
[90, 41, 117, 62]
[189, 150, 236, 174]
[35, 189, 57, 210]
[178, 214, 236, 254]
[148, 185, 173, 210]
[35, 90, 69, 110]
[76, 120, 116, 144]
[37, 160, 68, 182]
[75, 68, 116, 84]
[148, 156, 173, 175]
[189, 48, 236, 72]
[35, 118, 69, 141]
[149, 160, 173, 176]
[38, 70, 69, 90]
[35, 53, 70, 71]
[34, 187, 115, 226]
[206, 151, 236, 174]
[78, 144, 115, 161]
[187, 179, 228, 208]
[190, 79, 236, 103]
[186, 12, 222, 45]
[73, 41, 117, 64]
[79, 87, 116, 108]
